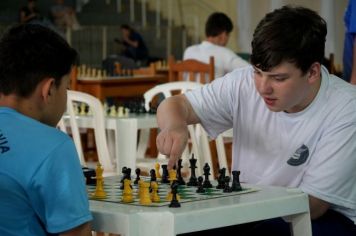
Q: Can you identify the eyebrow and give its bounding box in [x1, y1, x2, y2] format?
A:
[253, 66, 289, 77]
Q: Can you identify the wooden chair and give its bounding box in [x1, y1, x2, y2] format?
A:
[133, 62, 157, 76]
[168, 56, 215, 83]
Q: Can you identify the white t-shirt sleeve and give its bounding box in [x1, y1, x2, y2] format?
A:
[185, 68, 251, 138]
[300, 103, 356, 210]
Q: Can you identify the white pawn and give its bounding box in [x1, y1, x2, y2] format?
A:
[80, 103, 86, 116]
[117, 106, 124, 117]
[124, 107, 130, 117]
[109, 105, 117, 117]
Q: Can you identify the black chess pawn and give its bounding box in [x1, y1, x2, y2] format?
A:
[196, 176, 206, 193]
[223, 176, 232, 193]
[202, 163, 213, 188]
[231, 170, 242, 191]
[187, 155, 198, 186]
[134, 168, 141, 184]
[150, 169, 157, 182]
[82, 167, 96, 185]
[177, 159, 186, 185]
[216, 168, 226, 189]
[169, 181, 181, 208]
[161, 164, 170, 184]
[126, 168, 132, 180]
[120, 166, 128, 184]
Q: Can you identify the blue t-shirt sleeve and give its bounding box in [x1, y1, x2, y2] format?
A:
[28, 139, 92, 233]
[346, 0, 356, 33]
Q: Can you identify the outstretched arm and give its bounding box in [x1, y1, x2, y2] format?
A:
[156, 95, 200, 168]
[59, 222, 92, 236]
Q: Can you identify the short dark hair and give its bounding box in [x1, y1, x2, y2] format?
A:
[0, 23, 78, 97]
[251, 5, 327, 74]
[205, 12, 233, 37]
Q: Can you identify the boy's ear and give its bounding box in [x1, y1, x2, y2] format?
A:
[307, 62, 321, 84]
[41, 78, 55, 103]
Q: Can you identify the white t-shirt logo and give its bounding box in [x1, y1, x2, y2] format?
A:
[287, 144, 309, 166]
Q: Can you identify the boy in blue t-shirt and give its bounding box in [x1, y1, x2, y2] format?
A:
[0, 24, 93, 235]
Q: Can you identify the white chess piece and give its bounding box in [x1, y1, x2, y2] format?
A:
[117, 106, 124, 117]
[80, 103, 87, 115]
[124, 107, 130, 117]
[109, 105, 117, 117]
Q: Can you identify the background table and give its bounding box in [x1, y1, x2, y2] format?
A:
[89, 184, 312, 236]
[73, 75, 168, 101]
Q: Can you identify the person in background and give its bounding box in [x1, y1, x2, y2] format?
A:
[0, 24, 92, 235]
[19, 0, 42, 24]
[157, 6, 356, 236]
[183, 12, 249, 78]
[50, 0, 81, 33]
[343, 0, 356, 84]
[116, 24, 149, 66]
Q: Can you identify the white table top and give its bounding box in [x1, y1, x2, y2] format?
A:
[90, 183, 311, 236]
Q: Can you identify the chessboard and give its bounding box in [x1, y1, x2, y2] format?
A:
[87, 176, 259, 207]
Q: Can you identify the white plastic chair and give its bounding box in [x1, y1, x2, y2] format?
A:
[61, 90, 116, 174]
[138, 82, 206, 174]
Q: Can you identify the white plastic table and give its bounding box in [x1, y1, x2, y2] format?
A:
[89, 184, 312, 236]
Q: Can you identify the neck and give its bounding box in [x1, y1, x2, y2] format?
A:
[0, 94, 40, 121]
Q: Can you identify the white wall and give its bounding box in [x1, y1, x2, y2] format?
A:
[145, 0, 348, 66]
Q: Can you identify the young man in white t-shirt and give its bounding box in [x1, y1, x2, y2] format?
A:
[183, 12, 249, 78]
[157, 6, 356, 236]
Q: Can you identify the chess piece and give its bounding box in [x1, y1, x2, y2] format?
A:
[169, 181, 181, 208]
[93, 163, 107, 198]
[161, 164, 169, 184]
[187, 154, 198, 186]
[150, 181, 160, 202]
[79, 103, 86, 116]
[166, 180, 181, 201]
[196, 176, 205, 193]
[117, 106, 124, 117]
[150, 169, 157, 182]
[122, 179, 134, 203]
[223, 176, 232, 193]
[216, 168, 226, 189]
[134, 168, 141, 184]
[109, 105, 117, 117]
[155, 162, 161, 179]
[124, 107, 130, 117]
[202, 163, 213, 188]
[168, 169, 177, 184]
[139, 181, 152, 205]
[231, 170, 242, 191]
[177, 159, 186, 185]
